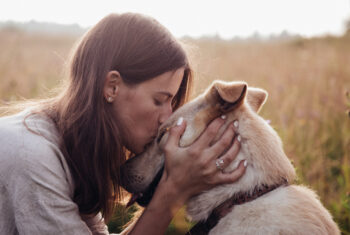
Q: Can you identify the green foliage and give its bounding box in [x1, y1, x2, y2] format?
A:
[107, 203, 138, 234]
[331, 193, 350, 234]
[165, 223, 179, 235]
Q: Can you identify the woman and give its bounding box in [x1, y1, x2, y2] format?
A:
[0, 13, 246, 234]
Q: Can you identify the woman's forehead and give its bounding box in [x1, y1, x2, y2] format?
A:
[142, 68, 184, 95]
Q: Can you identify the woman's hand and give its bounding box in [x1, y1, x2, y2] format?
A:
[129, 117, 246, 235]
[159, 116, 247, 205]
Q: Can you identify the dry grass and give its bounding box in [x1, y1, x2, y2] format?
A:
[0, 29, 76, 102]
[184, 35, 350, 234]
[0, 29, 349, 234]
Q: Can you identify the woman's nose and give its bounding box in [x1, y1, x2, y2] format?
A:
[159, 106, 173, 125]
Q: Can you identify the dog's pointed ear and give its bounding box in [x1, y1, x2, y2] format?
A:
[247, 87, 268, 113]
[209, 81, 248, 112]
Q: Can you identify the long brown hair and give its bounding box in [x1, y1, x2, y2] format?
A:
[44, 13, 192, 221]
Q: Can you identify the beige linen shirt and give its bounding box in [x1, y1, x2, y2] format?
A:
[0, 110, 111, 234]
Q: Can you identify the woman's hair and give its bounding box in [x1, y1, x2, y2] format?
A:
[44, 13, 193, 221]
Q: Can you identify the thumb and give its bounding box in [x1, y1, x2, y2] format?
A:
[165, 117, 186, 148]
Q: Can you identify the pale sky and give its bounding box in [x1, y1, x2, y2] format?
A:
[1, 0, 349, 39]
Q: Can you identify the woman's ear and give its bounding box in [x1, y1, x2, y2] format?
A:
[104, 70, 122, 103]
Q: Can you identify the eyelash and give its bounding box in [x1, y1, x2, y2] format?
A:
[154, 99, 163, 106]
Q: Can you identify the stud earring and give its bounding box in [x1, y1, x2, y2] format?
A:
[107, 97, 113, 102]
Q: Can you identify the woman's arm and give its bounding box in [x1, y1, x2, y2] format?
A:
[0, 121, 112, 235]
[4, 145, 99, 234]
[127, 117, 246, 235]
[128, 179, 185, 235]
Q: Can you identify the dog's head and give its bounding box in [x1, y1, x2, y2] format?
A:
[159, 81, 251, 148]
[121, 80, 295, 206]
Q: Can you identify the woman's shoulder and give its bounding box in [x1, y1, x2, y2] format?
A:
[0, 110, 60, 155]
[0, 110, 74, 194]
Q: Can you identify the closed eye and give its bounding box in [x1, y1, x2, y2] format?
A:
[154, 95, 173, 107]
[154, 91, 174, 106]
[154, 99, 162, 106]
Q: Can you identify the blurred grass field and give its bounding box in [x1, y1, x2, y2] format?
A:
[0, 29, 349, 234]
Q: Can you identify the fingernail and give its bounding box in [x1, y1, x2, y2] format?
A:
[233, 120, 239, 128]
[221, 114, 226, 119]
[237, 135, 241, 142]
[244, 160, 247, 167]
[177, 117, 184, 126]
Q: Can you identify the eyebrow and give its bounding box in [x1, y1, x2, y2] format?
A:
[156, 91, 174, 98]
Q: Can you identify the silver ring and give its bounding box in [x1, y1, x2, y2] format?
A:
[215, 159, 225, 170]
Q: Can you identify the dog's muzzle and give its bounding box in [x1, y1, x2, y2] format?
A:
[126, 166, 164, 207]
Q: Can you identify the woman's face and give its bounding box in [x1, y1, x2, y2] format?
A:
[112, 68, 185, 154]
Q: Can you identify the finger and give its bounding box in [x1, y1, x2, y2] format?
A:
[215, 135, 241, 169]
[165, 117, 187, 148]
[192, 116, 226, 148]
[216, 160, 247, 184]
[209, 123, 237, 159]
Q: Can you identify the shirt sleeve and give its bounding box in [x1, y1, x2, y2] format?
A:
[6, 139, 110, 234]
[81, 213, 111, 235]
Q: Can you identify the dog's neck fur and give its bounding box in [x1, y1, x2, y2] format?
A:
[186, 104, 296, 222]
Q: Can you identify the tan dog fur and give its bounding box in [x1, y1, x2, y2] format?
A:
[121, 81, 340, 235]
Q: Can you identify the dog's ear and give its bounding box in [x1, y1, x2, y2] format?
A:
[247, 87, 268, 113]
[210, 81, 248, 112]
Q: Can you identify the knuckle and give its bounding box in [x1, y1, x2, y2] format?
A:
[230, 174, 240, 183]
[206, 126, 218, 136]
[203, 175, 215, 185]
[220, 135, 232, 148]
[198, 158, 209, 169]
[227, 147, 239, 160]
[231, 169, 245, 181]
[188, 147, 200, 157]
[227, 140, 239, 155]
[207, 119, 223, 134]
[163, 144, 172, 154]
[210, 175, 221, 185]
[216, 176, 229, 185]
[201, 157, 212, 168]
[200, 161, 215, 176]
[223, 153, 235, 163]
[168, 127, 177, 136]
[219, 174, 234, 184]
[206, 180, 216, 186]
[235, 139, 241, 150]
[202, 172, 210, 180]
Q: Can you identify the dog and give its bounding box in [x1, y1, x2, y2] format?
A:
[121, 81, 340, 234]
